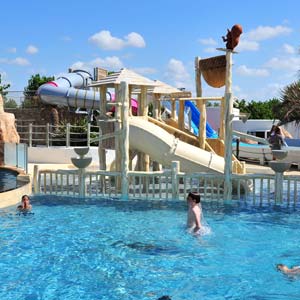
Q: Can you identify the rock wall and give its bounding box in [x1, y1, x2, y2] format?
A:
[0, 94, 20, 165]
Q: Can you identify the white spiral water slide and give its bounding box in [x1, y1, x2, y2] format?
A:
[38, 70, 225, 173]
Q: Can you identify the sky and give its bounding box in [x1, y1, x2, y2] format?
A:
[1, 0, 300, 103]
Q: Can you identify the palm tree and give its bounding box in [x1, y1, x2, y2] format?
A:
[273, 81, 300, 124]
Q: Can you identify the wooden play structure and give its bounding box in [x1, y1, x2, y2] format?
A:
[87, 49, 244, 199]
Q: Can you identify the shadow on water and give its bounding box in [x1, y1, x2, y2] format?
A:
[111, 240, 181, 256]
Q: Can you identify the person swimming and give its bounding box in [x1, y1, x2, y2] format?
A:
[17, 195, 32, 212]
[276, 264, 300, 275]
[186, 192, 202, 234]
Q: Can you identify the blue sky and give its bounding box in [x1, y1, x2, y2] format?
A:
[1, 0, 300, 102]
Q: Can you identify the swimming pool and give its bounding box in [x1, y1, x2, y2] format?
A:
[1, 196, 300, 300]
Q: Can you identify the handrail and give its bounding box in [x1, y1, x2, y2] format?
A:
[233, 130, 269, 145]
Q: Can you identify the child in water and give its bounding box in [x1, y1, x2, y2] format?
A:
[186, 192, 202, 233]
[17, 195, 32, 212]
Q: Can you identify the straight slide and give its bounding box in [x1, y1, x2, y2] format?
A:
[185, 100, 218, 138]
[129, 117, 224, 174]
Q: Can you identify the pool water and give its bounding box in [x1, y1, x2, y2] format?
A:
[1, 196, 300, 300]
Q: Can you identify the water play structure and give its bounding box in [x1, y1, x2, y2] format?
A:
[35, 50, 254, 200]
[32, 48, 300, 202]
[37, 66, 244, 176]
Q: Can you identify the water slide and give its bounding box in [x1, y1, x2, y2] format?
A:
[129, 117, 224, 173]
[38, 70, 225, 173]
[37, 70, 101, 109]
[184, 100, 218, 138]
[161, 100, 218, 138]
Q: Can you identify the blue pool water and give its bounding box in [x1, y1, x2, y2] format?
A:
[1, 196, 300, 300]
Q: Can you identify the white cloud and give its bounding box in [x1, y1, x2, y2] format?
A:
[164, 58, 191, 90]
[0, 57, 30, 66]
[264, 56, 300, 72]
[199, 38, 217, 46]
[13, 57, 30, 66]
[7, 47, 17, 53]
[235, 39, 259, 51]
[235, 65, 269, 77]
[125, 32, 145, 48]
[26, 45, 38, 55]
[70, 56, 124, 73]
[246, 25, 292, 41]
[282, 43, 296, 54]
[88, 30, 145, 50]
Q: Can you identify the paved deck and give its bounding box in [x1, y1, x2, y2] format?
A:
[245, 162, 300, 176]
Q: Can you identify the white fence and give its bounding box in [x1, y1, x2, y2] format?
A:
[32, 165, 300, 205]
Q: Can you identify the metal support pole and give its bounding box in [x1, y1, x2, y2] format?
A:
[66, 123, 70, 147]
[29, 123, 32, 147]
[87, 123, 91, 147]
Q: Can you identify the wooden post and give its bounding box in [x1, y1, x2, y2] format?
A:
[154, 94, 160, 119]
[115, 84, 122, 191]
[153, 93, 162, 173]
[195, 57, 206, 149]
[178, 100, 185, 131]
[99, 86, 107, 170]
[171, 100, 176, 119]
[46, 123, 50, 147]
[120, 81, 129, 199]
[224, 50, 234, 200]
[140, 86, 149, 191]
[128, 85, 133, 116]
[33, 164, 39, 193]
[274, 172, 283, 203]
[171, 161, 180, 200]
[219, 98, 225, 140]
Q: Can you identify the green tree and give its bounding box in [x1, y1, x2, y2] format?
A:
[4, 98, 18, 108]
[23, 74, 54, 107]
[273, 80, 300, 124]
[234, 98, 280, 120]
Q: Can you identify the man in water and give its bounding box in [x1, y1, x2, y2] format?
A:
[17, 195, 32, 212]
[186, 192, 202, 233]
[276, 264, 300, 275]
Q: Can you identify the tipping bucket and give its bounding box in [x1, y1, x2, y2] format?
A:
[199, 55, 226, 88]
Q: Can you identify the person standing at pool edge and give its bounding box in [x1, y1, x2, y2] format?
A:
[187, 192, 202, 233]
[17, 195, 32, 211]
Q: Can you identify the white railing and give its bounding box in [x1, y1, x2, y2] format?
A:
[33, 164, 300, 204]
[17, 123, 100, 147]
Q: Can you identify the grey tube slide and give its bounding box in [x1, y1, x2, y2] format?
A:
[37, 70, 101, 109]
